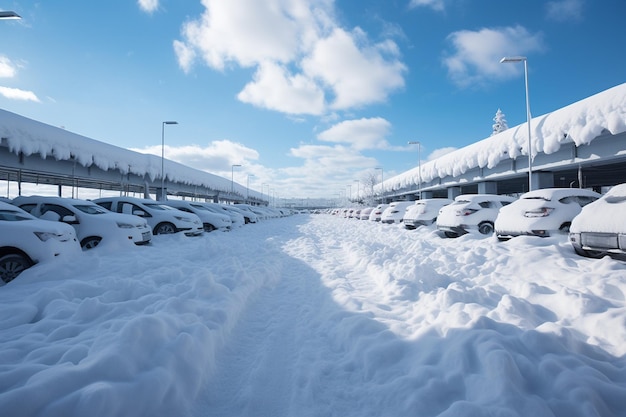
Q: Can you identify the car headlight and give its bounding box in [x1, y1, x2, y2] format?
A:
[116, 222, 135, 229]
[34, 231, 61, 241]
[524, 207, 554, 218]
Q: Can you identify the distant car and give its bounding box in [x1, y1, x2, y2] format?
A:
[437, 194, 516, 237]
[12, 196, 153, 249]
[569, 183, 626, 258]
[163, 200, 232, 232]
[0, 201, 81, 284]
[495, 188, 601, 240]
[380, 201, 415, 224]
[403, 198, 453, 229]
[94, 196, 203, 236]
[359, 207, 374, 220]
[368, 204, 389, 222]
[227, 205, 258, 224]
[201, 202, 246, 228]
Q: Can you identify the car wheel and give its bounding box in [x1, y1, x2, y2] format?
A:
[81, 236, 102, 250]
[154, 222, 177, 235]
[478, 222, 494, 235]
[559, 222, 572, 233]
[0, 253, 33, 284]
[444, 231, 459, 238]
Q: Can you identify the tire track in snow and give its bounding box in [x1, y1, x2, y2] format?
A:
[191, 239, 319, 417]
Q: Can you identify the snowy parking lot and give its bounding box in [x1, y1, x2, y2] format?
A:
[1, 214, 625, 417]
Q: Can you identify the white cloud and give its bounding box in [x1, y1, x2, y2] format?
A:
[546, 0, 584, 22]
[408, 0, 446, 12]
[237, 61, 325, 115]
[130, 139, 259, 173]
[302, 28, 406, 110]
[0, 86, 40, 102]
[0, 56, 17, 78]
[317, 117, 392, 150]
[174, 0, 406, 115]
[443, 25, 545, 88]
[137, 0, 159, 14]
[427, 146, 457, 161]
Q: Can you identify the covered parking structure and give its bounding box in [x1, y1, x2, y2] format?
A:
[377, 83, 626, 202]
[0, 109, 267, 205]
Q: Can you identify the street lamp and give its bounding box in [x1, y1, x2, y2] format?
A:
[161, 121, 178, 201]
[408, 141, 422, 199]
[246, 174, 255, 201]
[500, 56, 533, 191]
[231, 164, 241, 195]
[375, 167, 384, 201]
[0, 11, 21, 19]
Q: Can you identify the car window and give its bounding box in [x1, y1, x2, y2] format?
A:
[41, 204, 75, 220]
[577, 196, 598, 207]
[501, 201, 512, 207]
[18, 203, 37, 213]
[0, 209, 31, 221]
[96, 201, 112, 210]
[190, 204, 211, 212]
[478, 201, 492, 208]
[74, 204, 108, 215]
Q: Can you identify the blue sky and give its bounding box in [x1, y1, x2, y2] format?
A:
[0, 0, 624, 200]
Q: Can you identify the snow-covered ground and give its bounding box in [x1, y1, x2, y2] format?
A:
[1, 214, 625, 417]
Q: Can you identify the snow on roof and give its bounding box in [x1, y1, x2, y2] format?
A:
[0, 109, 235, 193]
[386, 83, 626, 192]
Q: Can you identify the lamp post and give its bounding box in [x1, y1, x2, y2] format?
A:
[231, 164, 241, 196]
[407, 141, 422, 199]
[375, 167, 384, 202]
[161, 121, 178, 201]
[500, 56, 533, 191]
[246, 174, 255, 201]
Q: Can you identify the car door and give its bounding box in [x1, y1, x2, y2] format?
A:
[39, 203, 83, 238]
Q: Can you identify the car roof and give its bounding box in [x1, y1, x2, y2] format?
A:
[520, 187, 601, 200]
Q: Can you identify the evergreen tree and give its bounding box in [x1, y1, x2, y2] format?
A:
[491, 108, 509, 136]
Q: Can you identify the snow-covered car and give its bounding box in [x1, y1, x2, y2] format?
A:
[495, 188, 601, 240]
[437, 194, 516, 237]
[368, 204, 389, 222]
[163, 200, 232, 232]
[403, 198, 453, 229]
[93, 196, 203, 236]
[235, 204, 265, 221]
[200, 202, 246, 228]
[569, 183, 626, 258]
[227, 205, 258, 224]
[0, 201, 81, 284]
[12, 196, 153, 249]
[359, 207, 374, 220]
[380, 201, 415, 224]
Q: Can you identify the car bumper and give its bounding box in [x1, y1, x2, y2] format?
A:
[569, 232, 626, 254]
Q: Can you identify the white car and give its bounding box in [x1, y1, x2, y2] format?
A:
[380, 201, 416, 224]
[359, 207, 374, 220]
[93, 197, 203, 236]
[163, 200, 232, 232]
[437, 194, 517, 237]
[0, 201, 81, 284]
[227, 205, 258, 224]
[495, 188, 601, 240]
[569, 183, 626, 258]
[403, 198, 453, 230]
[368, 204, 389, 222]
[12, 196, 153, 249]
[200, 203, 246, 228]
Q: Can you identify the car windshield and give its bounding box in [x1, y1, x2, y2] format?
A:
[523, 196, 551, 201]
[190, 204, 211, 212]
[0, 209, 33, 221]
[144, 203, 176, 211]
[73, 204, 109, 215]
